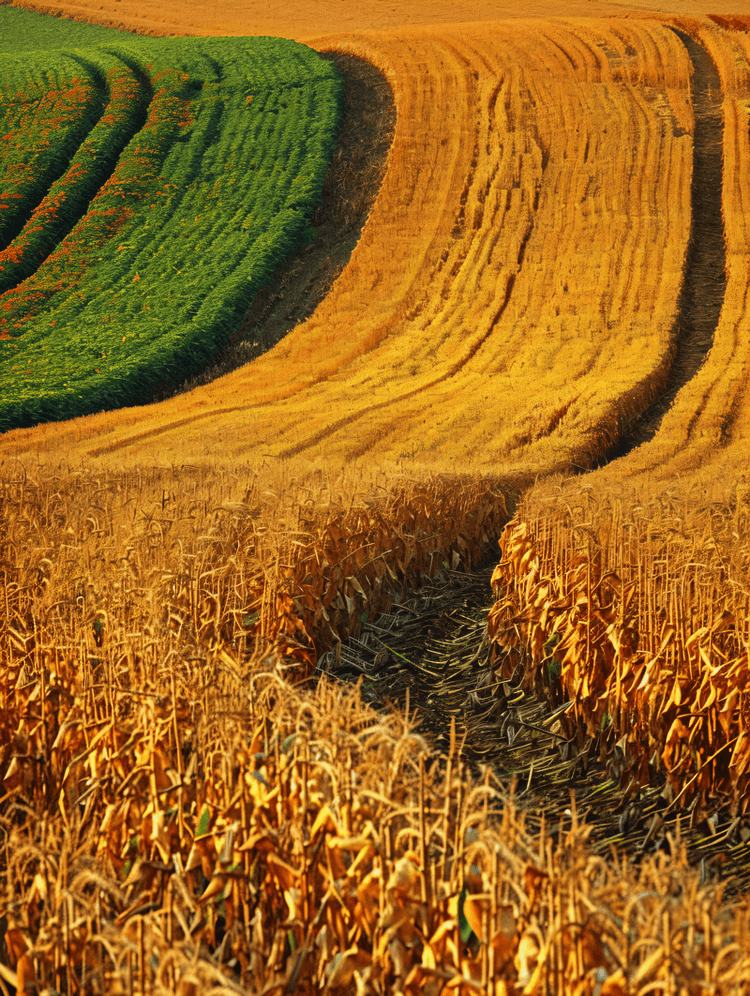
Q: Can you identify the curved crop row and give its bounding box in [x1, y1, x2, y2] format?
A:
[488, 487, 750, 814]
[0, 53, 104, 249]
[485, 20, 750, 818]
[0, 55, 198, 333]
[11, 19, 693, 475]
[0, 36, 342, 431]
[594, 18, 750, 487]
[0, 52, 149, 291]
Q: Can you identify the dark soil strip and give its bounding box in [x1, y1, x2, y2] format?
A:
[326, 567, 750, 894]
[151, 52, 395, 402]
[602, 29, 726, 460]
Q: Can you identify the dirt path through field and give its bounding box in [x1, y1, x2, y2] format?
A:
[603, 28, 726, 461]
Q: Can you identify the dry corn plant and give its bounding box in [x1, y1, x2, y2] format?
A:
[488, 474, 750, 821]
[3, 640, 750, 996]
[0, 459, 511, 678]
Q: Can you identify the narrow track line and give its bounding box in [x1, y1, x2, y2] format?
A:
[327, 563, 750, 891]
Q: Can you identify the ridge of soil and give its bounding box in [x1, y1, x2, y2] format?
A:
[150, 51, 396, 403]
[601, 29, 726, 461]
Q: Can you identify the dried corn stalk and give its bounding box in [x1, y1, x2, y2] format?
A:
[488, 483, 750, 816]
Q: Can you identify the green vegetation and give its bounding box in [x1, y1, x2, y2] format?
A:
[0, 54, 104, 247]
[0, 32, 342, 431]
[0, 53, 150, 290]
[0, 4, 144, 50]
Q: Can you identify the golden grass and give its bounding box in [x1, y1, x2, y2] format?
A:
[484, 14, 750, 835]
[3, 462, 750, 994]
[489, 476, 750, 813]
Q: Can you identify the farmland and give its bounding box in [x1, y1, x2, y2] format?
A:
[1, 0, 750, 994]
[0, 25, 342, 430]
[1, 18, 698, 473]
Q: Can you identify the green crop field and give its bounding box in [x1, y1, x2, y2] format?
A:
[0, 15, 342, 431]
[0, 4, 145, 49]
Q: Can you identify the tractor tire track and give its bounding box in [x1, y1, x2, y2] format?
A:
[326, 564, 750, 892]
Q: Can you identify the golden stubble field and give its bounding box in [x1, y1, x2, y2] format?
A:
[1, 0, 750, 993]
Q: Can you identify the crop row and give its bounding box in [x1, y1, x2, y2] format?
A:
[606, 16, 750, 483]
[0, 36, 342, 431]
[488, 486, 750, 816]
[0, 52, 150, 291]
[0, 53, 104, 249]
[484, 17, 750, 819]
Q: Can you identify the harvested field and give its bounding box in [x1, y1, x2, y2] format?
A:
[593, 18, 750, 482]
[2, 2, 750, 994]
[7, 0, 750, 39]
[603, 26, 726, 458]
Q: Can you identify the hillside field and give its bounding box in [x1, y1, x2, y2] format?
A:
[1, 1, 750, 994]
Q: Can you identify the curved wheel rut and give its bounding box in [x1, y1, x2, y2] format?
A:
[326, 565, 750, 893]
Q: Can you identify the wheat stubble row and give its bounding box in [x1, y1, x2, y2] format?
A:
[490, 20, 750, 818]
[594, 18, 750, 488]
